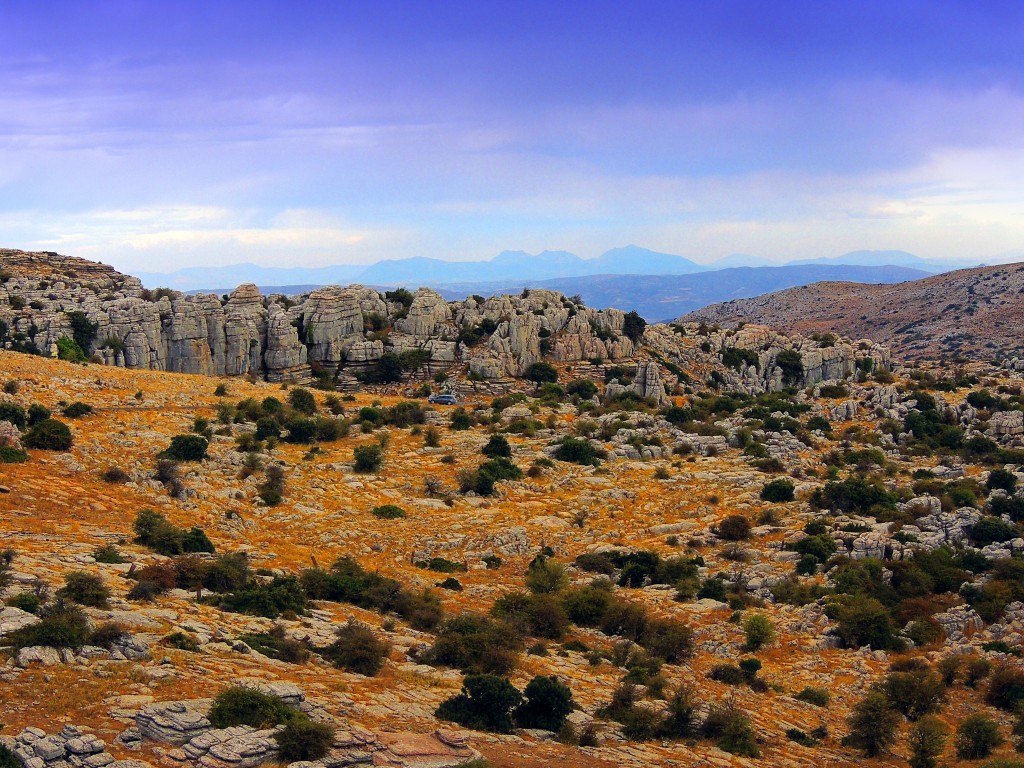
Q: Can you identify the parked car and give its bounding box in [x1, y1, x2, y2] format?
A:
[428, 393, 459, 405]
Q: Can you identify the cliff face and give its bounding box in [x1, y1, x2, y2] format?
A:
[0, 249, 887, 391]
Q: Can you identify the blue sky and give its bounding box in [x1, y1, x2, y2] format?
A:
[1, 1, 1023, 272]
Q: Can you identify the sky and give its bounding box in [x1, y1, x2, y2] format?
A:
[1, 0, 1023, 273]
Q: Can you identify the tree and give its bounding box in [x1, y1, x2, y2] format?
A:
[525, 557, 568, 594]
[988, 468, 1018, 494]
[287, 387, 317, 415]
[323, 620, 391, 676]
[830, 594, 903, 650]
[907, 715, 949, 768]
[775, 349, 804, 386]
[482, 434, 512, 458]
[717, 514, 751, 540]
[845, 690, 900, 757]
[513, 675, 574, 731]
[525, 361, 558, 384]
[742, 614, 775, 652]
[955, 714, 1003, 759]
[622, 311, 647, 343]
[353, 444, 384, 473]
[436, 674, 523, 733]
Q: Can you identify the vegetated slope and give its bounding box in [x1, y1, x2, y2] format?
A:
[684, 261, 1024, 362]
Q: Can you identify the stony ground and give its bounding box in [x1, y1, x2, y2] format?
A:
[1, 350, 1022, 768]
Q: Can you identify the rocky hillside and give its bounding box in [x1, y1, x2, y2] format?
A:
[683, 262, 1024, 362]
[0, 249, 889, 393]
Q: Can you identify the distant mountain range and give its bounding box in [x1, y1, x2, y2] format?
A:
[137, 246, 986, 292]
[186, 264, 930, 323]
[684, 262, 1024, 361]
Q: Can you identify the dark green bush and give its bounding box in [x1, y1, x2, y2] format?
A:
[57, 571, 110, 607]
[0, 401, 26, 429]
[322, 620, 391, 676]
[61, 401, 93, 418]
[423, 614, 521, 675]
[436, 674, 522, 733]
[23, 418, 72, 450]
[160, 434, 208, 461]
[513, 675, 574, 731]
[0, 445, 28, 463]
[955, 714, 1004, 759]
[275, 718, 334, 762]
[208, 686, 293, 728]
[353, 444, 384, 472]
[371, 504, 406, 519]
[553, 437, 600, 465]
[5, 601, 91, 649]
[760, 478, 795, 502]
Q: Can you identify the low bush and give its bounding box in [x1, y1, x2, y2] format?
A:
[57, 571, 110, 607]
[23, 418, 73, 450]
[208, 686, 293, 728]
[275, 718, 334, 762]
[61, 401, 93, 418]
[795, 686, 830, 707]
[371, 504, 406, 519]
[760, 478, 795, 502]
[955, 714, 1004, 760]
[160, 434, 208, 461]
[322, 620, 391, 676]
[5, 601, 92, 649]
[353, 444, 384, 473]
[437, 674, 522, 733]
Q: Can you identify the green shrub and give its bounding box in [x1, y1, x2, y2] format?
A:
[955, 714, 1004, 759]
[844, 689, 901, 756]
[986, 664, 1024, 710]
[371, 504, 406, 519]
[163, 631, 201, 652]
[353, 444, 384, 472]
[61, 401, 93, 418]
[795, 686, 830, 707]
[828, 594, 903, 651]
[423, 614, 521, 675]
[0, 445, 28, 463]
[437, 674, 522, 733]
[482, 434, 512, 458]
[208, 686, 293, 728]
[717, 514, 751, 540]
[5, 601, 92, 649]
[742, 614, 775, 651]
[23, 418, 72, 450]
[215, 575, 307, 619]
[287, 387, 317, 415]
[57, 571, 110, 607]
[760, 478, 795, 502]
[322, 620, 391, 676]
[0, 744, 20, 768]
[284, 417, 318, 443]
[7, 591, 41, 614]
[160, 434, 208, 461]
[513, 675, 574, 731]
[0, 401, 26, 429]
[275, 718, 334, 762]
[553, 437, 599, 465]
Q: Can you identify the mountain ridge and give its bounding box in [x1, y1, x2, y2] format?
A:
[683, 261, 1024, 361]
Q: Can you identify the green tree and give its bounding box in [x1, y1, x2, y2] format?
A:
[513, 675, 575, 732]
[622, 311, 647, 343]
[436, 674, 523, 733]
[742, 614, 775, 652]
[525, 361, 558, 384]
[955, 714, 1003, 759]
[845, 690, 900, 757]
[907, 715, 949, 768]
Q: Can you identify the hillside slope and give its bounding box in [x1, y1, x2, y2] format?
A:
[684, 262, 1024, 361]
